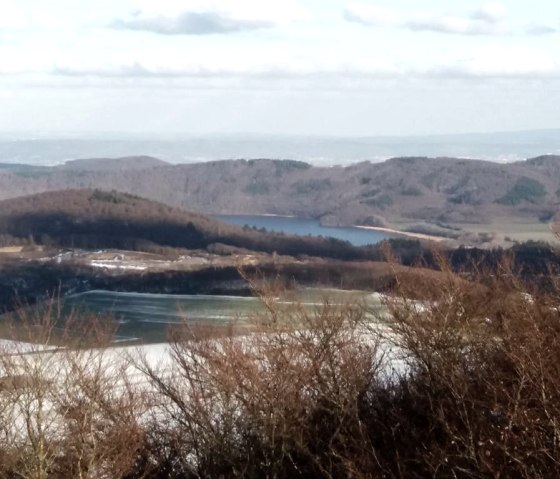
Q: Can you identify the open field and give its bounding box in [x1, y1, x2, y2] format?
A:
[355, 225, 448, 243]
[384, 218, 559, 246]
[452, 219, 559, 245]
[0, 246, 24, 253]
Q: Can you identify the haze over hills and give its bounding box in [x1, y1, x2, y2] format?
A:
[60, 156, 168, 171]
[0, 155, 558, 243]
[0, 130, 559, 166]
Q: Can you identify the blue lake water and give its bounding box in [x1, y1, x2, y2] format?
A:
[216, 215, 395, 246]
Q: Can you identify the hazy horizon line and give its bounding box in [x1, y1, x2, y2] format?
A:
[1, 128, 560, 141]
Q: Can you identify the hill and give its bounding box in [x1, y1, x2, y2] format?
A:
[0, 189, 367, 259]
[60, 155, 169, 171]
[0, 190, 556, 313]
[0, 156, 558, 242]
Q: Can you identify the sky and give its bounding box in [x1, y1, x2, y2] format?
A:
[0, 0, 559, 136]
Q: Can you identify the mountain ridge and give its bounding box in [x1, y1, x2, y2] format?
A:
[0, 155, 558, 243]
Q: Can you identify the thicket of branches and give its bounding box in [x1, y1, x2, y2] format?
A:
[1, 258, 560, 478]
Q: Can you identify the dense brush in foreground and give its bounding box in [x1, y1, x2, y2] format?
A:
[1, 263, 560, 478]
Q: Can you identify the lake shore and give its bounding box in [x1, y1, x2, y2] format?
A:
[217, 215, 394, 246]
[355, 225, 448, 242]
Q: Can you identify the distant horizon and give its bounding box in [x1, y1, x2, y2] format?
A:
[1, 127, 560, 141]
[0, 129, 559, 166]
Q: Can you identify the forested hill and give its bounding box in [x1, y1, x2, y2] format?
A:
[0, 189, 367, 259]
[0, 155, 559, 227]
[60, 155, 168, 171]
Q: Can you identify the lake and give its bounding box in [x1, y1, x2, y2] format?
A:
[216, 215, 394, 246]
[55, 289, 380, 344]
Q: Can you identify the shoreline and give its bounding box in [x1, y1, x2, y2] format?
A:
[355, 225, 448, 243]
[217, 213, 296, 218]
[218, 213, 449, 242]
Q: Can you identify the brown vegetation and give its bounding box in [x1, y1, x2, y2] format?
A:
[0, 308, 145, 479]
[1, 258, 560, 477]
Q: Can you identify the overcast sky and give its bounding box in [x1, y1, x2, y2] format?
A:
[0, 0, 559, 136]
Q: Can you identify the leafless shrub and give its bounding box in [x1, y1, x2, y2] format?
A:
[135, 280, 385, 479]
[375, 256, 560, 478]
[2, 257, 560, 479]
[0, 300, 146, 479]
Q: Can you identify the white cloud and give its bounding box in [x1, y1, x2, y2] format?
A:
[525, 24, 557, 35]
[0, 4, 66, 31]
[38, 47, 559, 82]
[130, 0, 307, 23]
[0, 0, 558, 137]
[112, 11, 272, 35]
[437, 46, 558, 77]
[0, 0, 557, 89]
[407, 2, 510, 35]
[343, 4, 400, 26]
[405, 13, 509, 36]
[345, 2, 555, 36]
[112, 0, 307, 34]
[50, 52, 400, 79]
[468, 46, 557, 76]
[471, 2, 507, 23]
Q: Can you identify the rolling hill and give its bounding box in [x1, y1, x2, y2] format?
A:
[0, 155, 558, 241]
[0, 189, 368, 260]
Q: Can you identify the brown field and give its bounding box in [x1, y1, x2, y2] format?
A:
[0, 246, 24, 253]
[453, 219, 559, 245]
[387, 218, 559, 246]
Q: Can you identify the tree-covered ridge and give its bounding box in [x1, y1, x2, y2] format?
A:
[496, 176, 547, 205]
[0, 155, 558, 229]
[0, 189, 368, 260]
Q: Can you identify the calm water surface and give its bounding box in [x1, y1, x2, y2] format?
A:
[216, 215, 394, 246]
[59, 289, 377, 344]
